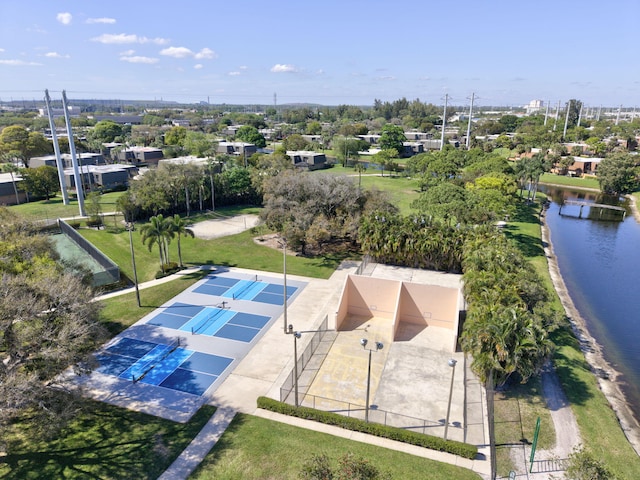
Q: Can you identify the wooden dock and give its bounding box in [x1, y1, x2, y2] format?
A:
[559, 200, 626, 219]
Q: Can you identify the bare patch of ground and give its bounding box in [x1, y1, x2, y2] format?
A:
[190, 214, 260, 240]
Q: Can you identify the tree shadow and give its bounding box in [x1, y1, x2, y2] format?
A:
[1, 401, 216, 480]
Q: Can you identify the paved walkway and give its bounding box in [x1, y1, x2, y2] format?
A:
[158, 407, 236, 480]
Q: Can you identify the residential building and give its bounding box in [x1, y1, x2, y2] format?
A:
[217, 141, 257, 157]
[117, 146, 164, 166]
[286, 150, 327, 170]
[63, 164, 138, 192]
[30, 153, 105, 169]
[0, 172, 26, 206]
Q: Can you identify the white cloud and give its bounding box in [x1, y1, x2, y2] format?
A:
[119, 49, 135, 56]
[271, 64, 298, 73]
[0, 48, 5, 53]
[160, 46, 216, 60]
[120, 55, 159, 64]
[56, 12, 72, 25]
[91, 33, 168, 45]
[194, 64, 203, 70]
[228, 71, 241, 76]
[86, 17, 116, 24]
[239, 65, 248, 70]
[194, 48, 216, 60]
[160, 46, 193, 58]
[0, 59, 42, 66]
[45, 52, 70, 59]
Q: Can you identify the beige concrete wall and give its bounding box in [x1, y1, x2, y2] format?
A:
[336, 273, 461, 352]
[336, 275, 400, 331]
[398, 282, 458, 330]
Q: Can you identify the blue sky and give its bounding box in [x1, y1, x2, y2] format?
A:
[1, 0, 639, 107]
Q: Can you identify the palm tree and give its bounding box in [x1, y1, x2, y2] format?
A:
[169, 214, 194, 268]
[140, 214, 172, 273]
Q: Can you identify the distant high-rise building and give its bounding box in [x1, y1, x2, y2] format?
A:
[524, 99, 544, 114]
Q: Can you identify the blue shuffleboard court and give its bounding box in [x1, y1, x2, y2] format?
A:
[193, 274, 298, 305]
[81, 270, 307, 421]
[95, 337, 233, 396]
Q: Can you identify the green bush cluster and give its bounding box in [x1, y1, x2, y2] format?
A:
[154, 262, 179, 278]
[256, 397, 477, 460]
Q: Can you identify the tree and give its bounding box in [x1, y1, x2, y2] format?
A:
[169, 214, 194, 268]
[140, 214, 173, 273]
[183, 131, 214, 157]
[596, 152, 638, 195]
[378, 124, 406, 152]
[234, 125, 266, 148]
[0, 209, 106, 436]
[333, 137, 367, 166]
[566, 447, 618, 480]
[282, 134, 309, 151]
[20, 165, 59, 200]
[0, 125, 52, 167]
[89, 120, 124, 144]
[164, 126, 188, 146]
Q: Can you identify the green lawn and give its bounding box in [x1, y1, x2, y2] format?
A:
[81, 220, 346, 285]
[315, 165, 422, 215]
[503, 194, 640, 478]
[539, 173, 600, 190]
[0, 401, 216, 480]
[9, 191, 123, 221]
[189, 414, 481, 480]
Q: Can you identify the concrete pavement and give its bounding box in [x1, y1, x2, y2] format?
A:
[95, 262, 491, 479]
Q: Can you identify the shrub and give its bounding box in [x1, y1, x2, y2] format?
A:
[566, 447, 618, 480]
[257, 397, 477, 460]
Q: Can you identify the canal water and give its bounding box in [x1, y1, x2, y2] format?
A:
[541, 185, 640, 422]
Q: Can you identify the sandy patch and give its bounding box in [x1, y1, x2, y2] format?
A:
[190, 214, 260, 240]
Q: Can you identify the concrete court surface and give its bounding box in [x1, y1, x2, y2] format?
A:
[118, 258, 488, 448]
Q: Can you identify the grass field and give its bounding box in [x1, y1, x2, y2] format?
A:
[503, 194, 640, 478]
[82, 220, 346, 285]
[9, 191, 123, 221]
[190, 414, 481, 480]
[0, 401, 216, 480]
[539, 173, 600, 190]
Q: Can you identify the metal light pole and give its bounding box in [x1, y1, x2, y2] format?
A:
[127, 222, 141, 307]
[360, 338, 383, 423]
[444, 358, 457, 440]
[281, 238, 288, 334]
[293, 330, 301, 407]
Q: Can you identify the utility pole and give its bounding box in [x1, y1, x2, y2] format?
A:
[465, 92, 475, 149]
[544, 100, 550, 126]
[553, 100, 560, 131]
[440, 94, 449, 151]
[62, 90, 85, 216]
[577, 103, 583, 127]
[44, 89, 69, 205]
[563, 100, 571, 138]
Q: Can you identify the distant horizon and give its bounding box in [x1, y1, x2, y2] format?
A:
[0, 94, 635, 112]
[2, 1, 639, 108]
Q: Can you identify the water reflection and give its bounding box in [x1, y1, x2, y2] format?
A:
[541, 185, 640, 423]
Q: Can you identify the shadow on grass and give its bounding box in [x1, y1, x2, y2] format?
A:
[1, 400, 216, 480]
[503, 228, 545, 258]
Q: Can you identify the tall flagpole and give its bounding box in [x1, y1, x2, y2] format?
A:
[44, 89, 69, 204]
[62, 90, 85, 216]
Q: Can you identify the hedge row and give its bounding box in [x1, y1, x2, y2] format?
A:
[257, 396, 478, 460]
